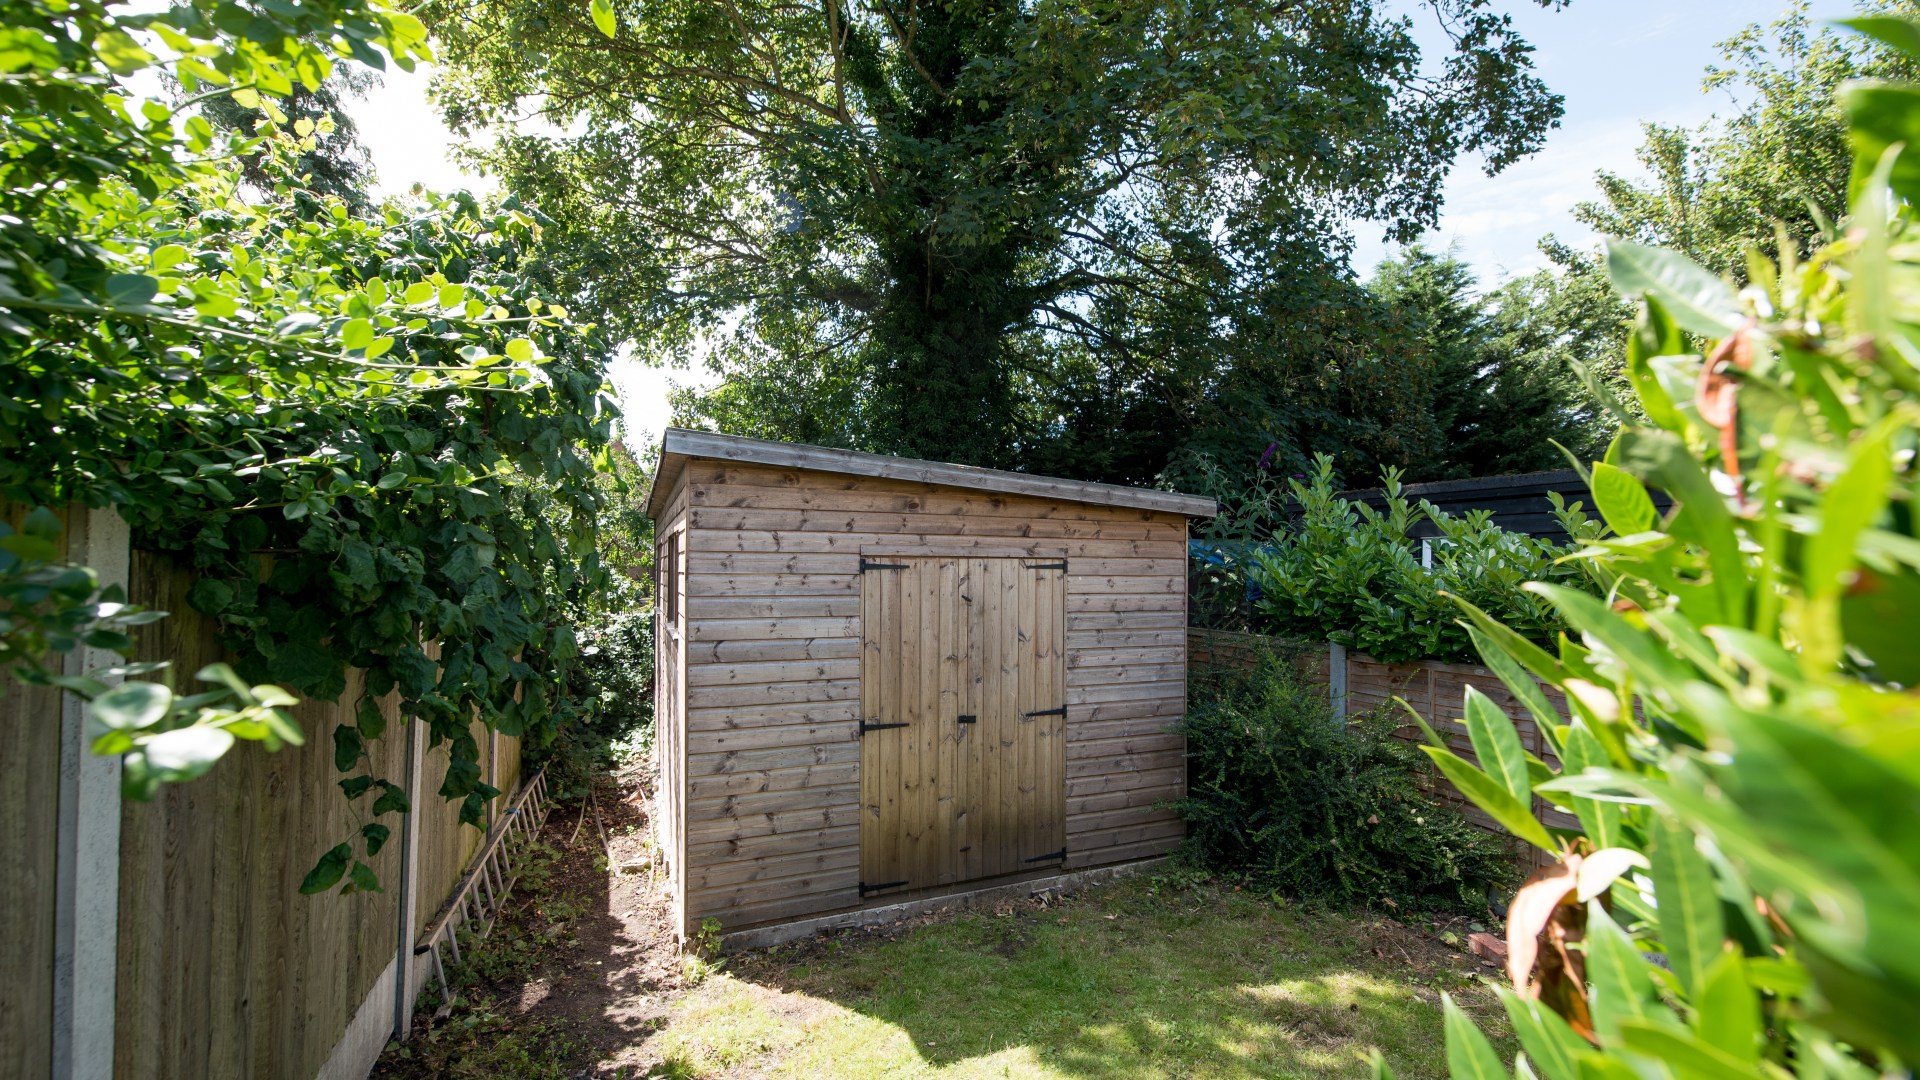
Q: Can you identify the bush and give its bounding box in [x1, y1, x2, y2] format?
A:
[536, 609, 655, 798]
[1418, 19, 1920, 1077]
[1174, 646, 1514, 914]
[1242, 456, 1603, 663]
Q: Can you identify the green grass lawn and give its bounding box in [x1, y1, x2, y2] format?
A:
[647, 872, 1511, 1079]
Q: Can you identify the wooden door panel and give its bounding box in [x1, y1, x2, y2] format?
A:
[860, 557, 1065, 899]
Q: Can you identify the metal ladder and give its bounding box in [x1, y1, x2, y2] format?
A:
[411, 768, 555, 1000]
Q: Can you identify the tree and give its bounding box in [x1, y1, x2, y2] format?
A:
[428, 0, 1573, 468]
[194, 65, 383, 207]
[1364, 246, 1614, 481]
[1576, 0, 1920, 279]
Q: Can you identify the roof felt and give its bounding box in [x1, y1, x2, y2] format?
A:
[644, 429, 1218, 520]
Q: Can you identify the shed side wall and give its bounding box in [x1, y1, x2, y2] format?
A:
[653, 470, 691, 936]
[679, 462, 1189, 931]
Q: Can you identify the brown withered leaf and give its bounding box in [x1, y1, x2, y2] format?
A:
[1505, 854, 1597, 1042]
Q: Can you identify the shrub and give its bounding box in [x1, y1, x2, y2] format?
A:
[1174, 645, 1514, 914]
[538, 609, 655, 798]
[1242, 456, 1603, 663]
[1411, 18, 1920, 1078]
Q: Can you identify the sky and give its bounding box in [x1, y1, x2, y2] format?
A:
[341, 0, 1859, 447]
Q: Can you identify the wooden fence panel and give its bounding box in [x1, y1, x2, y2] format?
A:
[0, 630, 63, 1080]
[113, 548, 408, 1080]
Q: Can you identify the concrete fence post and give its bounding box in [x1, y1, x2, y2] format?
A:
[392, 714, 428, 1041]
[52, 505, 130, 1080]
[1327, 641, 1348, 721]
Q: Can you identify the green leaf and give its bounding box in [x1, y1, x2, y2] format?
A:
[1464, 686, 1532, 805]
[1451, 595, 1568, 685]
[1605, 240, 1743, 338]
[1528, 583, 1690, 700]
[150, 244, 189, 272]
[90, 681, 171, 732]
[1497, 986, 1588, 1080]
[590, 0, 617, 38]
[93, 29, 154, 75]
[106, 273, 159, 307]
[22, 505, 62, 540]
[347, 860, 383, 893]
[1466, 628, 1566, 755]
[332, 723, 363, 771]
[1844, 81, 1920, 206]
[371, 780, 410, 816]
[339, 775, 376, 799]
[355, 694, 387, 740]
[403, 280, 436, 305]
[141, 726, 235, 781]
[1616, 1023, 1753, 1080]
[1693, 951, 1761, 1062]
[1370, 1050, 1396, 1080]
[187, 577, 235, 614]
[1840, 16, 1920, 60]
[1807, 420, 1894, 601]
[1650, 814, 1724, 1000]
[1421, 745, 1558, 852]
[1560, 723, 1622, 850]
[341, 318, 375, 351]
[438, 284, 467, 309]
[1443, 993, 1510, 1080]
[1589, 462, 1657, 537]
[299, 843, 352, 894]
[362, 822, 391, 856]
[1583, 902, 1657, 1040]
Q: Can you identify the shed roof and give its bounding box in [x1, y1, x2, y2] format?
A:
[644, 429, 1218, 520]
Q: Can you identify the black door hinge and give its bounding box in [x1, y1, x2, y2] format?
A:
[860, 559, 910, 572]
[1025, 849, 1067, 864]
[1025, 560, 1068, 571]
[956, 714, 977, 724]
[1022, 706, 1066, 719]
[860, 879, 909, 897]
[859, 718, 909, 735]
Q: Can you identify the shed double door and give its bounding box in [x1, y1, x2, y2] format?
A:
[859, 556, 1066, 898]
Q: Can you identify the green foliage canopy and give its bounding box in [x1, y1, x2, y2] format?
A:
[1, 0, 619, 891]
[1576, 1, 1920, 279]
[429, 0, 1573, 470]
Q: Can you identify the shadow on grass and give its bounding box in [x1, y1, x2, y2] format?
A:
[656, 877, 1508, 1080]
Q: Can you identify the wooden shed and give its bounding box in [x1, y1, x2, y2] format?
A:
[645, 430, 1216, 939]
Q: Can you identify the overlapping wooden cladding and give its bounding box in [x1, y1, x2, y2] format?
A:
[672, 461, 1190, 933]
[652, 469, 691, 936]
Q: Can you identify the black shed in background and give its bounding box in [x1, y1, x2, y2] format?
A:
[1339, 469, 1672, 544]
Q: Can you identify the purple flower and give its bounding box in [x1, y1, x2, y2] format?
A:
[1257, 441, 1279, 470]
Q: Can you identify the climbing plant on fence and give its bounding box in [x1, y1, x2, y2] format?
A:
[1, 0, 618, 893]
[1381, 16, 1920, 1079]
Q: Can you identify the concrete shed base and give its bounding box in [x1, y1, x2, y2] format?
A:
[718, 857, 1170, 953]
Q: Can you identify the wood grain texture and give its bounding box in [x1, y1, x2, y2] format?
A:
[670, 464, 1189, 934]
[113, 548, 409, 1080]
[0, 504, 64, 1080]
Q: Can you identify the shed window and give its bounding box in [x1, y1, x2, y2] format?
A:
[662, 533, 680, 625]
